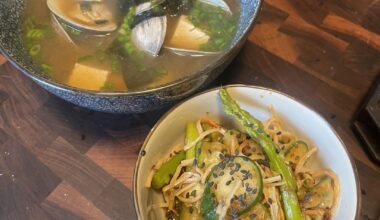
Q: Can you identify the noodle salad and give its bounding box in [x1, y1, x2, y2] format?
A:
[145, 88, 339, 220]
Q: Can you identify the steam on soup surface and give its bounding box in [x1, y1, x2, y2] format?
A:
[23, 0, 240, 91]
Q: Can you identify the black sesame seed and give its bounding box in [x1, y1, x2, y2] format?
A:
[213, 173, 218, 178]
[218, 163, 226, 169]
[252, 188, 257, 194]
[208, 149, 212, 155]
[252, 147, 257, 152]
[191, 190, 196, 197]
[229, 170, 235, 175]
[228, 162, 234, 167]
[214, 183, 218, 190]
[304, 192, 313, 201]
[200, 162, 206, 168]
[189, 207, 194, 214]
[276, 131, 282, 135]
[240, 170, 248, 174]
[219, 153, 225, 160]
[235, 164, 241, 171]
[226, 180, 232, 186]
[249, 213, 257, 219]
[219, 171, 225, 176]
[140, 150, 146, 156]
[268, 198, 273, 204]
[186, 192, 190, 198]
[197, 148, 201, 155]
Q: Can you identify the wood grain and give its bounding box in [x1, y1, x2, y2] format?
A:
[0, 0, 380, 219]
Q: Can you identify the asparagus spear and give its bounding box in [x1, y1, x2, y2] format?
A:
[185, 122, 199, 171]
[180, 122, 202, 219]
[151, 123, 199, 189]
[151, 151, 186, 190]
[219, 88, 304, 220]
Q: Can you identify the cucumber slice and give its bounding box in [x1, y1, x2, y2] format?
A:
[284, 140, 308, 164]
[197, 141, 229, 169]
[201, 156, 263, 220]
[237, 203, 270, 220]
[302, 176, 334, 209]
[241, 139, 265, 160]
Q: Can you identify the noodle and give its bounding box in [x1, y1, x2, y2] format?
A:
[146, 116, 339, 220]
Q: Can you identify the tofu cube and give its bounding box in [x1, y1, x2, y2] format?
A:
[68, 63, 109, 90]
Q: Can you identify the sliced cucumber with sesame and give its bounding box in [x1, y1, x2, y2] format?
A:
[284, 140, 309, 164]
[237, 203, 270, 220]
[197, 141, 229, 170]
[201, 156, 263, 220]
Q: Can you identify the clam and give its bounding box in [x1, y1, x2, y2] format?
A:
[200, 0, 232, 14]
[50, 14, 76, 46]
[47, 0, 118, 33]
[131, 2, 167, 56]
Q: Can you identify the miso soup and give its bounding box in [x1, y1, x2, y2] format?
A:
[23, 0, 240, 91]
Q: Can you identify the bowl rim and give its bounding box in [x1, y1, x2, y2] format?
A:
[133, 84, 361, 220]
[0, 0, 263, 97]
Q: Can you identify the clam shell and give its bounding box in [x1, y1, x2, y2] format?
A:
[131, 2, 167, 56]
[200, 0, 232, 14]
[50, 14, 76, 46]
[47, 0, 117, 33]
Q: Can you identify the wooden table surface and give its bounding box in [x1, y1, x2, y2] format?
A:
[1, 0, 380, 219]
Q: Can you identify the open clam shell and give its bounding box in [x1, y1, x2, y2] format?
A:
[131, 2, 167, 56]
[200, 0, 232, 14]
[47, 0, 118, 33]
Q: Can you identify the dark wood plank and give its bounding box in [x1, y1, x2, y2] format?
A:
[38, 137, 114, 201]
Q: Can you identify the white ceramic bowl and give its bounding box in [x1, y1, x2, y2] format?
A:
[134, 85, 360, 220]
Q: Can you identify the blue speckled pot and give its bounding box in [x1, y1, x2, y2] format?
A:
[0, 0, 262, 113]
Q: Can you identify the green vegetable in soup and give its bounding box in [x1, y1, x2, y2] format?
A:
[101, 81, 114, 90]
[40, 63, 53, 74]
[188, 2, 237, 52]
[23, 17, 54, 75]
[29, 44, 41, 57]
[219, 88, 304, 220]
[118, 6, 140, 57]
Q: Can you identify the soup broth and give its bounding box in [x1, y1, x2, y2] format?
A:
[23, 0, 240, 91]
